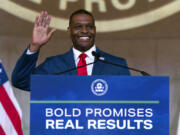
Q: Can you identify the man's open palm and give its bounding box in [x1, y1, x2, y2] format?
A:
[30, 11, 56, 52]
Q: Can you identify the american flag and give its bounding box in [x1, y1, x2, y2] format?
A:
[177, 113, 180, 135]
[0, 61, 23, 135]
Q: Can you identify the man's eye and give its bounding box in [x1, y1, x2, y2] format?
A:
[74, 25, 81, 29]
[87, 25, 94, 30]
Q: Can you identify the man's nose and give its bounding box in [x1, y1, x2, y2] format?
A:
[81, 26, 88, 33]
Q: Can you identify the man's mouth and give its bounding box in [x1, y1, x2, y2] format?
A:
[78, 36, 90, 41]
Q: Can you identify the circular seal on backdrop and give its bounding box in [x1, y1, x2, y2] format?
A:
[91, 79, 108, 96]
[1, 0, 180, 32]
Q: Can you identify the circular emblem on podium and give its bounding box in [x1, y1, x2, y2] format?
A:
[91, 79, 108, 96]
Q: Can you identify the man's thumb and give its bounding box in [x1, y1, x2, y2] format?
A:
[47, 28, 56, 39]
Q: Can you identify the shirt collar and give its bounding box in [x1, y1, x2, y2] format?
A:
[73, 45, 96, 61]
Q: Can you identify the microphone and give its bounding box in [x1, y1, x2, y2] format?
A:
[92, 51, 104, 60]
[92, 51, 150, 76]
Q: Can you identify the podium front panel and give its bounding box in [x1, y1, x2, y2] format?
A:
[30, 75, 169, 135]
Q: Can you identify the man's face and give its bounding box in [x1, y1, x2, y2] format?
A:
[68, 13, 96, 52]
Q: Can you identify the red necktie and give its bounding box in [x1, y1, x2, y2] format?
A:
[77, 53, 87, 75]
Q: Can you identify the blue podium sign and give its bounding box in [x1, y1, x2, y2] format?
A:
[30, 75, 169, 135]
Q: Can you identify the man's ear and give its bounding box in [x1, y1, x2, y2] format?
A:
[67, 26, 71, 36]
[94, 26, 96, 36]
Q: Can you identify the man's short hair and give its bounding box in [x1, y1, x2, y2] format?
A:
[69, 9, 95, 26]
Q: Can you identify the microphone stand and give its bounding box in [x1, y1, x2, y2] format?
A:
[53, 60, 98, 75]
[54, 51, 150, 76]
[98, 58, 150, 76]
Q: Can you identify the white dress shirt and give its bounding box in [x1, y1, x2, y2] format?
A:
[73, 45, 96, 76]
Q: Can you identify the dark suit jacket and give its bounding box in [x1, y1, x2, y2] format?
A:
[12, 48, 130, 91]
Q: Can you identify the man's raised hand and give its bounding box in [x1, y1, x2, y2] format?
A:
[29, 11, 56, 52]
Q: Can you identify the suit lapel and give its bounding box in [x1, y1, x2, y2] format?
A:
[62, 49, 77, 75]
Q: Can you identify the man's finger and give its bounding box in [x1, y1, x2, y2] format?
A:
[39, 11, 44, 26]
[45, 16, 51, 29]
[34, 16, 39, 27]
[42, 11, 48, 27]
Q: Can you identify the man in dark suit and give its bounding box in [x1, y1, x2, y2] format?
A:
[12, 9, 130, 91]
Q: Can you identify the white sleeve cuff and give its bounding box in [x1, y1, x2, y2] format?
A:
[26, 48, 37, 55]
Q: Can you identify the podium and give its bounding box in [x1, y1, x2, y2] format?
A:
[30, 75, 169, 135]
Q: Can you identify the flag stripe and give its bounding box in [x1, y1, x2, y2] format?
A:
[0, 125, 6, 135]
[0, 103, 17, 135]
[3, 82, 22, 118]
[0, 85, 23, 135]
[177, 112, 180, 135]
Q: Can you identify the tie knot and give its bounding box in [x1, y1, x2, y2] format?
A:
[79, 53, 87, 59]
